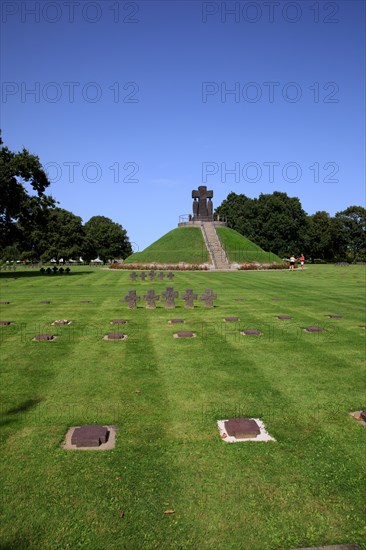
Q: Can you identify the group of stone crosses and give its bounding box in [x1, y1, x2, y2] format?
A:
[130, 271, 174, 282]
[123, 287, 217, 309]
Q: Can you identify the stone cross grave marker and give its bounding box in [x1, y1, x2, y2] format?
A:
[148, 270, 156, 281]
[200, 288, 217, 307]
[130, 271, 138, 282]
[140, 272, 147, 281]
[124, 290, 140, 309]
[182, 289, 197, 308]
[143, 289, 160, 309]
[167, 272, 174, 282]
[162, 287, 178, 308]
[158, 271, 165, 281]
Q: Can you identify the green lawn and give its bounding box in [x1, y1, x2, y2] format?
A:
[216, 227, 282, 263]
[124, 227, 209, 264]
[0, 265, 365, 549]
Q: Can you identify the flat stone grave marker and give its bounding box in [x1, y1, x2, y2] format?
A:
[174, 331, 196, 338]
[224, 316, 240, 322]
[168, 319, 184, 324]
[123, 290, 140, 309]
[80, 300, 91, 303]
[71, 425, 108, 447]
[217, 417, 275, 443]
[200, 288, 217, 307]
[143, 289, 160, 309]
[277, 315, 292, 320]
[40, 300, 51, 304]
[327, 314, 343, 318]
[33, 334, 56, 341]
[158, 271, 165, 281]
[130, 271, 138, 282]
[148, 270, 156, 281]
[0, 301, 10, 305]
[0, 321, 11, 325]
[162, 287, 178, 308]
[110, 319, 128, 324]
[181, 289, 197, 308]
[241, 329, 262, 336]
[52, 320, 71, 325]
[271, 297, 280, 301]
[103, 333, 127, 341]
[225, 418, 260, 439]
[167, 272, 174, 281]
[63, 425, 117, 450]
[304, 326, 325, 333]
[140, 272, 147, 281]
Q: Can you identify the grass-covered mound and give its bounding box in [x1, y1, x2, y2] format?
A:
[124, 227, 209, 264]
[216, 226, 282, 263]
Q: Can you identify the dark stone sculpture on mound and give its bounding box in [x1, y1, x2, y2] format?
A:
[192, 186, 213, 221]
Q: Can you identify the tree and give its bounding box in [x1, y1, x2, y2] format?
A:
[302, 211, 334, 263]
[215, 191, 308, 258]
[334, 206, 366, 261]
[0, 132, 54, 251]
[83, 216, 132, 262]
[36, 207, 85, 263]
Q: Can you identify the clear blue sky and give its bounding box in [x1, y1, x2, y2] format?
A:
[1, 0, 365, 251]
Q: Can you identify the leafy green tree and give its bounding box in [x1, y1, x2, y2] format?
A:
[334, 206, 366, 261]
[37, 207, 85, 263]
[0, 132, 54, 251]
[83, 216, 132, 262]
[302, 211, 334, 262]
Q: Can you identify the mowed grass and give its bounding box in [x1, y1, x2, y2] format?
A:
[124, 227, 209, 264]
[0, 265, 365, 550]
[216, 227, 282, 263]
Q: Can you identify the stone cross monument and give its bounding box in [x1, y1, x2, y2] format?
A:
[192, 186, 213, 221]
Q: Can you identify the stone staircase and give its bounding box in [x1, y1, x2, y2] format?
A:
[201, 222, 231, 270]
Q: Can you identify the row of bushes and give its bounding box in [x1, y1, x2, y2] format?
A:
[238, 263, 289, 270]
[110, 263, 209, 271]
[40, 267, 71, 275]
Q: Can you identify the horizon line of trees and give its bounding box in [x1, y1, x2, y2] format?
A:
[215, 192, 366, 263]
[0, 133, 132, 264]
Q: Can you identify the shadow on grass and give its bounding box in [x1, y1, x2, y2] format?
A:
[6, 398, 43, 416]
[0, 271, 94, 280]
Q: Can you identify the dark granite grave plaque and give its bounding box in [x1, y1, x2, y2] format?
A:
[143, 289, 160, 309]
[130, 271, 138, 282]
[182, 289, 197, 308]
[272, 298, 280, 301]
[360, 410, 366, 422]
[53, 320, 70, 325]
[224, 317, 239, 322]
[175, 331, 195, 338]
[277, 315, 292, 320]
[162, 287, 178, 308]
[224, 418, 260, 439]
[71, 425, 109, 447]
[124, 290, 140, 309]
[80, 300, 91, 303]
[148, 270, 156, 281]
[106, 333, 125, 340]
[200, 288, 217, 307]
[327, 314, 343, 318]
[168, 319, 184, 324]
[111, 319, 128, 324]
[34, 334, 55, 341]
[140, 272, 147, 281]
[0, 302, 10, 304]
[241, 329, 262, 336]
[304, 326, 325, 332]
[158, 271, 165, 281]
[0, 321, 11, 325]
[167, 272, 174, 281]
[40, 300, 51, 304]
